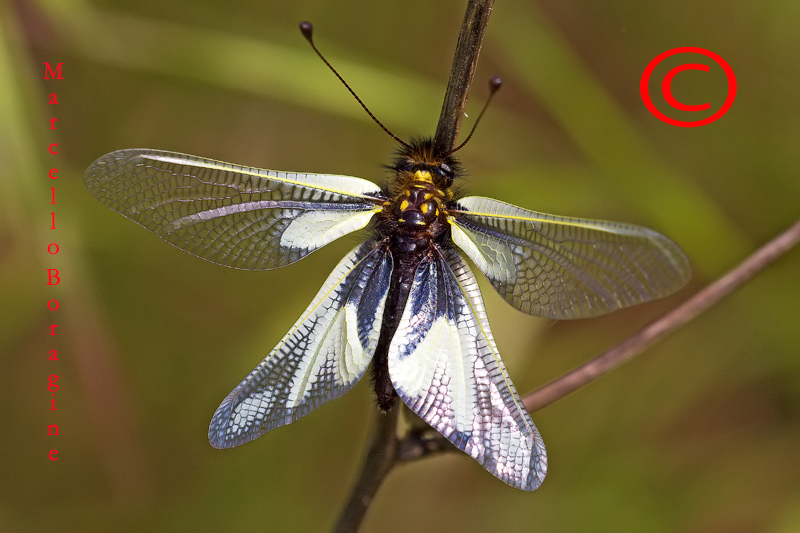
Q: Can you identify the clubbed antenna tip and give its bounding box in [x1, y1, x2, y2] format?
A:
[299, 21, 313, 42]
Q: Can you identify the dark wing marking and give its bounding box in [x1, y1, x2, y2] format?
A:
[449, 196, 691, 319]
[84, 149, 385, 270]
[388, 247, 547, 491]
[209, 241, 392, 448]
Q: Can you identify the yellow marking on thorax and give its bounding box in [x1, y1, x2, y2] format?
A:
[413, 170, 433, 183]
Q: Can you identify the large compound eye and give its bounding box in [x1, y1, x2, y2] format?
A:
[395, 159, 414, 172]
[438, 163, 454, 186]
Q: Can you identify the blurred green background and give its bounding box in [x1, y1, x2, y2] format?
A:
[3, 0, 799, 530]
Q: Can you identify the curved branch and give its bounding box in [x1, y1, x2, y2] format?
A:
[523, 218, 800, 412]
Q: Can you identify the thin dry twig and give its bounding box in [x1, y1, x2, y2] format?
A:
[433, 0, 496, 153]
[333, 1, 495, 530]
[523, 218, 800, 412]
[333, 398, 399, 533]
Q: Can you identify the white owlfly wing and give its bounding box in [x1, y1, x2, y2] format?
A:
[388, 247, 547, 491]
[84, 149, 385, 270]
[209, 241, 392, 448]
[450, 196, 691, 319]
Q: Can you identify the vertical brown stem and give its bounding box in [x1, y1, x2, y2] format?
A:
[433, 0, 496, 153]
[333, 1, 494, 530]
[333, 399, 399, 533]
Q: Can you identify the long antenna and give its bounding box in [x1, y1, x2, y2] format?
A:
[299, 22, 410, 149]
[446, 77, 502, 155]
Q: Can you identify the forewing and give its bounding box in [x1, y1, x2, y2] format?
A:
[450, 196, 691, 319]
[209, 241, 392, 448]
[388, 248, 547, 491]
[84, 149, 385, 270]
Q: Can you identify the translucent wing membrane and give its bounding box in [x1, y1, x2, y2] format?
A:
[84, 149, 385, 270]
[209, 241, 392, 448]
[450, 196, 691, 319]
[388, 248, 547, 491]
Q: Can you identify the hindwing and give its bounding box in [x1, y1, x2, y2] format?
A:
[84, 149, 385, 270]
[449, 196, 691, 319]
[388, 247, 547, 491]
[209, 241, 392, 448]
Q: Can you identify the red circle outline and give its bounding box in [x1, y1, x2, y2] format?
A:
[641, 47, 736, 127]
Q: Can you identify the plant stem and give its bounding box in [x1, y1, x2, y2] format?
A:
[333, 2, 494, 530]
[523, 218, 800, 412]
[433, 0, 496, 153]
[333, 398, 399, 533]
